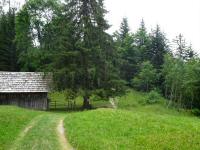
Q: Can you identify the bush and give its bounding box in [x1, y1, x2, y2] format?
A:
[191, 109, 200, 116]
[64, 89, 77, 101]
[146, 90, 161, 104]
[131, 61, 157, 92]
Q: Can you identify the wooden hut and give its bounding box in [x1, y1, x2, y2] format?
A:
[0, 72, 52, 110]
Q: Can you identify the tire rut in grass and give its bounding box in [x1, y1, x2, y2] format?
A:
[11, 114, 63, 150]
[57, 119, 74, 150]
[10, 115, 43, 150]
[10, 113, 72, 150]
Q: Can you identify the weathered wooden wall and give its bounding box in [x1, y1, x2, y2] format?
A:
[0, 93, 48, 110]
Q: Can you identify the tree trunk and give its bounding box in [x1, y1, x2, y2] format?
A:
[82, 96, 91, 109]
[191, 95, 194, 110]
[167, 84, 174, 109]
[146, 82, 149, 92]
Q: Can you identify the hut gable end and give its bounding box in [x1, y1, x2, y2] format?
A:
[0, 72, 51, 93]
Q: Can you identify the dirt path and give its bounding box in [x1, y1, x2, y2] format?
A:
[10, 114, 74, 150]
[109, 98, 118, 109]
[57, 119, 74, 150]
[10, 115, 43, 150]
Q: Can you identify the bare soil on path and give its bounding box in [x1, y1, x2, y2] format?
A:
[10, 113, 74, 150]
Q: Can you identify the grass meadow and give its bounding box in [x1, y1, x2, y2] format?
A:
[0, 107, 40, 150]
[0, 90, 200, 150]
[63, 90, 200, 150]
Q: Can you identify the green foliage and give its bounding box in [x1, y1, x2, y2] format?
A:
[117, 90, 147, 108]
[1, 0, 200, 111]
[64, 89, 77, 101]
[15, 0, 60, 71]
[115, 23, 139, 82]
[45, 0, 126, 107]
[191, 109, 200, 116]
[132, 61, 157, 92]
[162, 54, 200, 109]
[49, 91, 112, 109]
[0, 8, 17, 71]
[162, 54, 185, 105]
[118, 89, 166, 110]
[173, 34, 196, 61]
[146, 90, 162, 104]
[92, 89, 108, 100]
[149, 25, 169, 69]
[118, 17, 130, 41]
[134, 19, 151, 62]
[17, 48, 44, 71]
[15, 6, 31, 53]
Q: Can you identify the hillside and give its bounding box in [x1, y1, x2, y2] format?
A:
[63, 90, 200, 150]
[1, 90, 200, 150]
[64, 109, 200, 150]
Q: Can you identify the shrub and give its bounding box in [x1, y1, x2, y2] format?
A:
[146, 90, 161, 104]
[131, 61, 157, 92]
[191, 109, 200, 116]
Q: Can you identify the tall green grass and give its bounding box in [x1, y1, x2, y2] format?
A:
[64, 109, 200, 150]
[13, 114, 63, 150]
[0, 106, 40, 150]
[1, 90, 199, 150]
[117, 90, 189, 116]
[64, 90, 200, 150]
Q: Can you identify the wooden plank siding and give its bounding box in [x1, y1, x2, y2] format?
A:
[0, 93, 49, 110]
[0, 72, 52, 110]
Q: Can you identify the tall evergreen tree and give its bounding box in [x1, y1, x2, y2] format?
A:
[184, 44, 197, 61]
[114, 17, 139, 83]
[134, 19, 151, 62]
[15, 0, 60, 71]
[173, 34, 196, 61]
[119, 17, 130, 41]
[52, 0, 125, 108]
[149, 25, 169, 69]
[0, 7, 17, 71]
[173, 34, 187, 60]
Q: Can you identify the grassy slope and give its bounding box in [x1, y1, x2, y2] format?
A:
[64, 90, 200, 150]
[0, 106, 40, 150]
[117, 90, 189, 116]
[1, 90, 200, 150]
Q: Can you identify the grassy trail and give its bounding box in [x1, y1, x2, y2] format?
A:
[57, 119, 74, 150]
[10, 113, 70, 150]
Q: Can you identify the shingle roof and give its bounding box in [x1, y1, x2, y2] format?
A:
[0, 72, 52, 93]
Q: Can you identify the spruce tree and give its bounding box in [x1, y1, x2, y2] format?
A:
[134, 19, 151, 62]
[119, 17, 130, 41]
[149, 25, 169, 69]
[53, 0, 125, 108]
[173, 34, 187, 60]
[15, 0, 60, 71]
[0, 7, 17, 71]
[114, 18, 139, 83]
